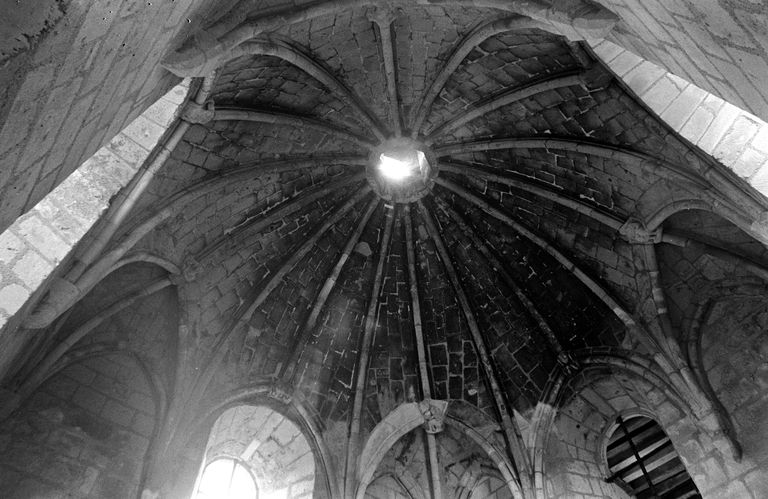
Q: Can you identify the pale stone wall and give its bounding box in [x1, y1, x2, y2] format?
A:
[0, 0, 248, 234]
[595, 0, 768, 123]
[0, 81, 186, 379]
[591, 39, 768, 200]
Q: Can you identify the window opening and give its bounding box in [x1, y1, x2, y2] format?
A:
[606, 415, 701, 498]
[194, 457, 258, 499]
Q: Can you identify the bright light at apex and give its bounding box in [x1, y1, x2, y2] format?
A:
[378, 150, 429, 182]
[378, 153, 415, 180]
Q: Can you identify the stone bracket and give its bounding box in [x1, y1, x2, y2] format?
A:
[419, 399, 448, 434]
[557, 351, 580, 376]
[182, 256, 203, 282]
[366, 4, 398, 26]
[269, 380, 293, 404]
[619, 219, 663, 244]
[181, 100, 215, 124]
[23, 277, 81, 329]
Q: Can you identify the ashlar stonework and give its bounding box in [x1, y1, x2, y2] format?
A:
[0, 1, 767, 498]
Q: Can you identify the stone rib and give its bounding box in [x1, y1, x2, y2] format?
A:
[425, 72, 584, 141]
[435, 177, 637, 329]
[438, 160, 624, 230]
[162, 0, 376, 76]
[16, 277, 173, 405]
[418, 200, 532, 496]
[235, 39, 386, 140]
[214, 107, 377, 149]
[344, 205, 395, 498]
[23, 158, 365, 330]
[280, 196, 379, 382]
[192, 187, 374, 408]
[433, 196, 569, 361]
[195, 173, 367, 263]
[368, 10, 402, 136]
[409, 16, 547, 137]
[433, 136, 709, 188]
[404, 205, 444, 499]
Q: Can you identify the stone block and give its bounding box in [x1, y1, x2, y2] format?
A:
[750, 124, 768, 156]
[143, 97, 180, 128]
[679, 105, 716, 144]
[0, 283, 31, 314]
[660, 83, 708, 130]
[697, 102, 742, 153]
[623, 60, 666, 96]
[608, 50, 643, 77]
[589, 39, 624, 63]
[693, 456, 728, 491]
[713, 114, 761, 166]
[101, 399, 134, 428]
[108, 132, 151, 168]
[733, 148, 767, 179]
[72, 386, 106, 413]
[0, 230, 25, 264]
[17, 216, 70, 262]
[641, 75, 684, 115]
[714, 480, 752, 499]
[11, 249, 52, 289]
[743, 468, 768, 497]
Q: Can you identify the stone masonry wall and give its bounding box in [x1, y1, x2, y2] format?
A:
[544, 365, 764, 499]
[700, 294, 768, 497]
[0, 0, 220, 234]
[0, 81, 187, 381]
[591, 39, 768, 202]
[204, 405, 315, 499]
[595, 0, 768, 123]
[0, 353, 156, 498]
[545, 376, 633, 499]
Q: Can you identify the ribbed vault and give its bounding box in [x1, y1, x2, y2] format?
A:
[84, 1, 768, 497]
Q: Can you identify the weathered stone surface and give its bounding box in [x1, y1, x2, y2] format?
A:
[0, 2, 766, 498]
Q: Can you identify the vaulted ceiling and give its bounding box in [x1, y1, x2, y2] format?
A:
[122, 1, 744, 426]
[5, 1, 768, 498]
[30, 0, 764, 495]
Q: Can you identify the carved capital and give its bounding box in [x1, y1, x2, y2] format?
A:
[418, 399, 448, 434]
[556, 351, 580, 376]
[269, 381, 293, 404]
[23, 277, 80, 329]
[366, 5, 397, 27]
[619, 219, 662, 244]
[181, 100, 215, 124]
[182, 256, 203, 282]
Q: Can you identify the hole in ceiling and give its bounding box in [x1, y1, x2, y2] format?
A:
[378, 149, 428, 181]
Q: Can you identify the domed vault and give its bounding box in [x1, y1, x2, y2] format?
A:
[139, 2, 766, 497]
[4, 1, 768, 498]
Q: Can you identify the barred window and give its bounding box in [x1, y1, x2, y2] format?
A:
[606, 415, 701, 498]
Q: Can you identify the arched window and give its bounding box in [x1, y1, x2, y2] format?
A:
[195, 458, 258, 499]
[606, 415, 700, 498]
